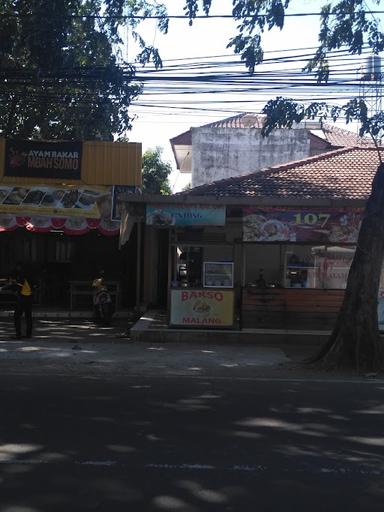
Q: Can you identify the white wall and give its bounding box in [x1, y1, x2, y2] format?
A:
[191, 127, 311, 187]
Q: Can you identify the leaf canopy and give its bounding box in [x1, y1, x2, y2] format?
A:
[142, 146, 172, 195]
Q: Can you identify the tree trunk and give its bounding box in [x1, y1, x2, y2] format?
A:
[312, 163, 384, 372]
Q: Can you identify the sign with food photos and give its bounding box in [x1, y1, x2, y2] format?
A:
[0, 184, 110, 218]
[243, 207, 363, 243]
[170, 289, 234, 328]
[5, 140, 82, 179]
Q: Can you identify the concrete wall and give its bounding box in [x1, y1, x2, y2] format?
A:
[191, 127, 311, 187]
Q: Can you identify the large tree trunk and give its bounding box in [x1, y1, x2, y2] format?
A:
[312, 163, 384, 372]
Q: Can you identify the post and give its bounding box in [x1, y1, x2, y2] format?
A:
[135, 221, 142, 311]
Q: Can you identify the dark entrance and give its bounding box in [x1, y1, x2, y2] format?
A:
[0, 228, 138, 309]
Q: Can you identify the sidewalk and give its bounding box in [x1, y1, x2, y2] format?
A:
[0, 319, 381, 381]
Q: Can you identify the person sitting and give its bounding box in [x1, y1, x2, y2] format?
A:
[92, 269, 112, 326]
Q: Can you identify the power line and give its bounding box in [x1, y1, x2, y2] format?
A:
[1, 11, 384, 20]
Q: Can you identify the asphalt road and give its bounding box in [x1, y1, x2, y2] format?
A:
[0, 371, 383, 512]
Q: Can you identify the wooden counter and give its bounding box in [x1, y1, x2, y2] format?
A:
[242, 287, 345, 329]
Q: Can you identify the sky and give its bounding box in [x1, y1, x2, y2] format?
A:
[123, 0, 384, 191]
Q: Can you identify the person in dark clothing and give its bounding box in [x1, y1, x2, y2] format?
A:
[9, 264, 35, 339]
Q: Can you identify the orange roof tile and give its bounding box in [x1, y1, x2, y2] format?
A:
[182, 147, 383, 200]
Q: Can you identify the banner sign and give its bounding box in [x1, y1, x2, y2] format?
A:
[170, 289, 234, 328]
[0, 184, 110, 219]
[5, 140, 82, 179]
[243, 207, 362, 243]
[146, 204, 226, 227]
[111, 185, 141, 221]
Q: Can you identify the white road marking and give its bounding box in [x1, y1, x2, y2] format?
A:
[0, 459, 382, 476]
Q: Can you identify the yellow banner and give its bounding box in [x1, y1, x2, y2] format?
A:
[0, 184, 110, 218]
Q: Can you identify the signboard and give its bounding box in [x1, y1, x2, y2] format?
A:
[111, 185, 141, 221]
[5, 140, 82, 180]
[0, 184, 110, 218]
[170, 289, 234, 328]
[147, 204, 226, 227]
[243, 207, 362, 243]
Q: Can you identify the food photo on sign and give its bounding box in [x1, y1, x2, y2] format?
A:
[148, 209, 175, 226]
[243, 208, 363, 243]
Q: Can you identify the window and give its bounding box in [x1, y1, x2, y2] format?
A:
[284, 245, 355, 289]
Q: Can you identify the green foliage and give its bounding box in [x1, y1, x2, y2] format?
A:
[183, 0, 291, 73]
[142, 146, 172, 195]
[304, 0, 384, 81]
[181, 1, 384, 81]
[0, 0, 168, 140]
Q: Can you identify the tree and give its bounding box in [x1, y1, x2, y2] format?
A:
[0, 0, 168, 140]
[183, 0, 384, 372]
[142, 146, 172, 195]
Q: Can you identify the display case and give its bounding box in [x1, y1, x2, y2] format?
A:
[203, 261, 234, 288]
[284, 252, 315, 288]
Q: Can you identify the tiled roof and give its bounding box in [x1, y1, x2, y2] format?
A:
[311, 124, 371, 148]
[181, 147, 383, 200]
[201, 113, 266, 129]
[170, 112, 370, 148]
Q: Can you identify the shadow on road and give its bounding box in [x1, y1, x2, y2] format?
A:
[0, 375, 383, 511]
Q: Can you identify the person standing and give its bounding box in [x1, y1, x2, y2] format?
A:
[10, 263, 34, 339]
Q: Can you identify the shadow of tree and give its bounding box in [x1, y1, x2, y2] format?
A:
[0, 376, 383, 511]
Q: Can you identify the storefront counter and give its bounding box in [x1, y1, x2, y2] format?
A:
[170, 288, 235, 328]
[242, 287, 345, 330]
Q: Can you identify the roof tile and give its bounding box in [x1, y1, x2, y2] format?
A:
[181, 147, 383, 201]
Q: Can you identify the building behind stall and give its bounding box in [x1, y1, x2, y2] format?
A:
[0, 138, 142, 312]
[170, 113, 371, 187]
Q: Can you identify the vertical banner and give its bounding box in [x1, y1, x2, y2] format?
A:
[378, 290, 384, 331]
[111, 185, 141, 221]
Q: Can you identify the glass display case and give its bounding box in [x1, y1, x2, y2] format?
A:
[203, 261, 234, 288]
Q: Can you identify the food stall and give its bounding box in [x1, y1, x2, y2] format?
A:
[146, 203, 236, 329]
[241, 206, 361, 329]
